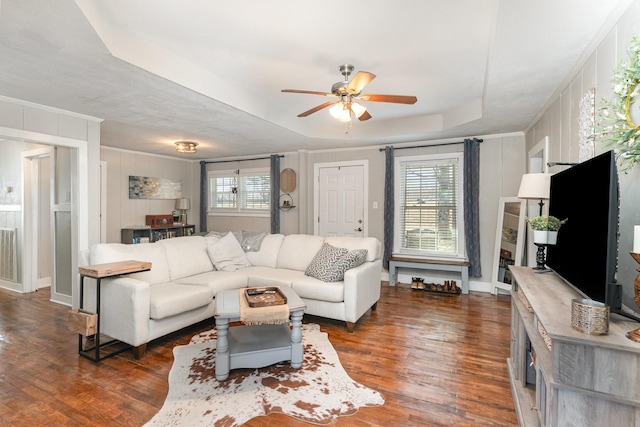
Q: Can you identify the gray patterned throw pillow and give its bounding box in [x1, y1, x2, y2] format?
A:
[305, 243, 368, 282]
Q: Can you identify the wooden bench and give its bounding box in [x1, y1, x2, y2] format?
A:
[388, 256, 470, 294]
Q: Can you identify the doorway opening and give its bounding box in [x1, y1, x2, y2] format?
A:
[525, 137, 549, 267]
[23, 148, 53, 292]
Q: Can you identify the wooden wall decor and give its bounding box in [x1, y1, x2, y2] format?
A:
[280, 168, 296, 193]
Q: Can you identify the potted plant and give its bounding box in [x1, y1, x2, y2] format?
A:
[526, 215, 567, 245]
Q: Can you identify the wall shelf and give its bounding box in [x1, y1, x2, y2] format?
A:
[279, 193, 295, 211]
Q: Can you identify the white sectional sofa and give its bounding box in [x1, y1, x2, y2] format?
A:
[79, 233, 382, 358]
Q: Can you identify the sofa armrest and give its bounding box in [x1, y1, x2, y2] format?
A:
[342, 259, 382, 323]
[96, 277, 151, 347]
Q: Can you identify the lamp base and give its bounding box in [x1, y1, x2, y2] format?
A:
[533, 243, 548, 270]
[179, 212, 188, 226]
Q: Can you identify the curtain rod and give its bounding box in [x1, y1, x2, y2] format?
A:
[377, 139, 483, 151]
[201, 154, 284, 165]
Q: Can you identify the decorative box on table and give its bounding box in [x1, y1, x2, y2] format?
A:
[145, 215, 173, 228]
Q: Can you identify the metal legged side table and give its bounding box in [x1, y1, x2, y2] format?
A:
[77, 260, 151, 362]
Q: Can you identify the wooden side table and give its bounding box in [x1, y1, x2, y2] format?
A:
[77, 260, 151, 362]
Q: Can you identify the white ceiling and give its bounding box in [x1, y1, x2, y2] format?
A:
[0, 0, 629, 159]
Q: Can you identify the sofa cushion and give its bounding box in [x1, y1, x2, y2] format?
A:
[206, 232, 251, 271]
[276, 234, 325, 271]
[246, 234, 285, 268]
[89, 242, 170, 285]
[174, 270, 249, 295]
[324, 236, 381, 262]
[292, 276, 344, 303]
[245, 266, 305, 287]
[159, 236, 213, 281]
[149, 283, 214, 320]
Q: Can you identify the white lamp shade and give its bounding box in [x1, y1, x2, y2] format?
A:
[517, 173, 550, 200]
[329, 103, 352, 122]
[175, 198, 190, 210]
[350, 102, 367, 118]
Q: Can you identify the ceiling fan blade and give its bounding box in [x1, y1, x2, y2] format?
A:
[358, 110, 372, 121]
[282, 89, 335, 97]
[347, 71, 376, 94]
[297, 101, 337, 117]
[359, 94, 417, 104]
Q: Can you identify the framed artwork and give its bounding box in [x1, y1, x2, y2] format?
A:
[129, 176, 182, 199]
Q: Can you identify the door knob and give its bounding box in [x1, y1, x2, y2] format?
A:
[354, 227, 362, 232]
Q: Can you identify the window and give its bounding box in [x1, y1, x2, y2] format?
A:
[208, 168, 270, 216]
[394, 153, 465, 258]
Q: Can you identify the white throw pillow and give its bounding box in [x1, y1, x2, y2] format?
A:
[206, 232, 251, 271]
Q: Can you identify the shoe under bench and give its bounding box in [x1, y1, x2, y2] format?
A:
[387, 256, 470, 294]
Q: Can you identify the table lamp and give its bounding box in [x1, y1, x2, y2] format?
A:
[518, 173, 551, 270]
[175, 198, 190, 226]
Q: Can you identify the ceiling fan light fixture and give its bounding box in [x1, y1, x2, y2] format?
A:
[283, 64, 416, 122]
[350, 101, 367, 118]
[175, 141, 198, 153]
[329, 103, 352, 122]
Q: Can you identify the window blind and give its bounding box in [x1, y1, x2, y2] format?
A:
[239, 173, 270, 210]
[398, 157, 459, 255]
[209, 169, 270, 212]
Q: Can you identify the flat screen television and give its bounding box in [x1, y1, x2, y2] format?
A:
[546, 150, 622, 314]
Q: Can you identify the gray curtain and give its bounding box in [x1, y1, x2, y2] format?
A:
[383, 146, 394, 269]
[270, 154, 280, 234]
[464, 138, 481, 277]
[199, 161, 207, 233]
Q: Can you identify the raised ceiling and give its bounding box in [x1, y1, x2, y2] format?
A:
[0, 0, 629, 159]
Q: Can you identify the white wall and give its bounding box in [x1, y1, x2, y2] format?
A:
[101, 147, 197, 242]
[526, 0, 640, 310]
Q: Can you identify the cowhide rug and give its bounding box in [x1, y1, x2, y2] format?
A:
[145, 323, 384, 426]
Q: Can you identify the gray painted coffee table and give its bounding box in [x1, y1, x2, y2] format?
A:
[213, 286, 306, 381]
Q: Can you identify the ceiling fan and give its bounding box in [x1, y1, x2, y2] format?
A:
[281, 64, 417, 122]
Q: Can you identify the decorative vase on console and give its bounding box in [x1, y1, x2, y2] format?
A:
[526, 215, 567, 270]
[626, 252, 640, 342]
[532, 230, 558, 245]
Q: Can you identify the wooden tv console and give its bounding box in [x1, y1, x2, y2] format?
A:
[509, 266, 640, 426]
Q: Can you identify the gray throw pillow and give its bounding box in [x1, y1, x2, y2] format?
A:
[305, 243, 368, 282]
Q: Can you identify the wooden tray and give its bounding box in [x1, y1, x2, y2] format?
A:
[245, 287, 287, 307]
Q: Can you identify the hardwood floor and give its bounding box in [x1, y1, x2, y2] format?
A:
[0, 283, 517, 426]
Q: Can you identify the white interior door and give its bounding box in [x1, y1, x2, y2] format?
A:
[316, 162, 367, 237]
